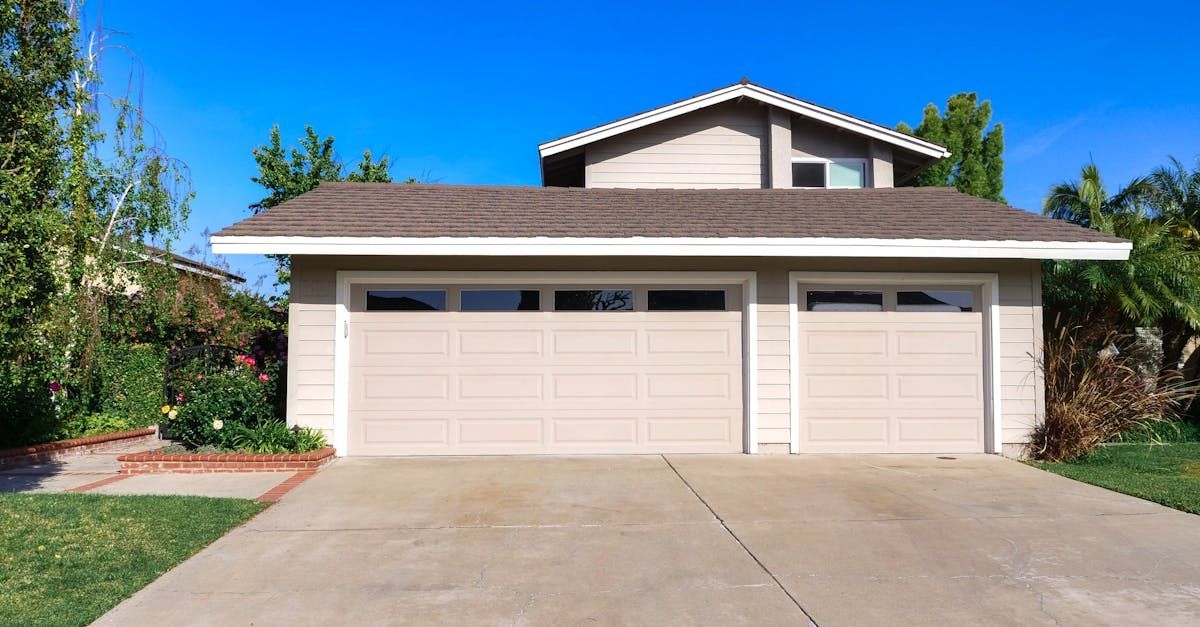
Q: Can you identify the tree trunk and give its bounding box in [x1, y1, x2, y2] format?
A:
[1160, 316, 1191, 380]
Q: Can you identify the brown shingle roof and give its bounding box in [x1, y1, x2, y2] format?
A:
[214, 182, 1124, 244]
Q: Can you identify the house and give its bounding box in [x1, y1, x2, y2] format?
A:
[211, 80, 1129, 457]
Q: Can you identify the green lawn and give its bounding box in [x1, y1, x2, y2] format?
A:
[0, 493, 265, 627]
[1030, 442, 1200, 515]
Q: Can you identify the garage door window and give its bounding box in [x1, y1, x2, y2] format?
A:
[366, 290, 446, 311]
[897, 290, 974, 312]
[461, 289, 541, 312]
[554, 289, 634, 311]
[647, 289, 726, 311]
[806, 290, 883, 312]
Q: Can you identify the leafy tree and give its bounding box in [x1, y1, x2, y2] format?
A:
[250, 125, 392, 292]
[898, 93, 1005, 201]
[0, 0, 74, 352]
[1147, 158, 1200, 395]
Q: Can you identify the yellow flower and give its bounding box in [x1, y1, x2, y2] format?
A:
[160, 405, 170, 414]
[168, 409, 178, 420]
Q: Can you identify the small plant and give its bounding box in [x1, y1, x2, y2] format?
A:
[1030, 322, 1197, 462]
[61, 413, 134, 439]
[223, 420, 327, 454]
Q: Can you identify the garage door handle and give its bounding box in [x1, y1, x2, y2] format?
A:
[344, 321, 349, 338]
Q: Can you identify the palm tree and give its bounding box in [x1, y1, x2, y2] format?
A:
[1043, 163, 1153, 229]
[1042, 164, 1200, 366]
[1150, 157, 1200, 242]
[1147, 157, 1200, 396]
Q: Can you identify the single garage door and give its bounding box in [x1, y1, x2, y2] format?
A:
[796, 286, 985, 453]
[347, 284, 743, 455]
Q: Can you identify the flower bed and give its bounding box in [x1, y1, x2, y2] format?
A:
[116, 446, 335, 474]
[0, 428, 159, 469]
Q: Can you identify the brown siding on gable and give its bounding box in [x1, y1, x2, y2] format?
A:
[584, 100, 767, 189]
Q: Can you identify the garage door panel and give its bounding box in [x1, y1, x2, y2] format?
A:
[803, 373, 890, 400]
[551, 328, 638, 356]
[806, 330, 889, 356]
[895, 373, 981, 401]
[348, 301, 742, 455]
[551, 417, 639, 446]
[458, 329, 545, 356]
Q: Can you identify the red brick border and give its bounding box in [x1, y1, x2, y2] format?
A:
[256, 470, 316, 503]
[0, 428, 159, 469]
[69, 474, 134, 493]
[117, 447, 336, 474]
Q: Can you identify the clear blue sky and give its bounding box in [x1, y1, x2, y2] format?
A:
[92, 0, 1200, 294]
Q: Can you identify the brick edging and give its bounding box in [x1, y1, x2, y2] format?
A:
[117, 446, 336, 474]
[0, 428, 159, 468]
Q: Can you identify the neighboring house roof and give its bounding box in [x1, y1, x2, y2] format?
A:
[143, 244, 245, 283]
[537, 79, 951, 161]
[210, 182, 1129, 260]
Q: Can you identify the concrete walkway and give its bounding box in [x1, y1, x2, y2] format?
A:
[97, 454, 1200, 626]
[0, 441, 293, 500]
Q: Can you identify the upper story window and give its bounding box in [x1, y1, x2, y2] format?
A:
[791, 159, 867, 189]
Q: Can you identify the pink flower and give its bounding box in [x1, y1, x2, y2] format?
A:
[258, 373, 270, 382]
[49, 381, 62, 393]
[175, 392, 185, 403]
[196, 374, 204, 381]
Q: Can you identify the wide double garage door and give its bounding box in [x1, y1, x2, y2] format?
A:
[347, 284, 744, 455]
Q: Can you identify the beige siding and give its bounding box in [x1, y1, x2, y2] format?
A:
[791, 116, 869, 160]
[998, 261, 1045, 449]
[287, 256, 1046, 453]
[585, 100, 766, 189]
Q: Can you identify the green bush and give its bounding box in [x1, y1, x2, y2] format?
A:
[60, 413, 134, 439]
[0, 362, 58, 449]
[169, 358, 273, 449]
[1112, 420, 1200, 443]
[98, 343, 165, 429]
[223, 420, 327, 454]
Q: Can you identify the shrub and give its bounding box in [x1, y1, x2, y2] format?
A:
[98, 343, 165, 429]
[1030, 323, 1197, 462]
[60, 412, 134, 439]
[0, 362, 58, 449]
[223, 420, 327, 454]
[169, 357, 273, 449]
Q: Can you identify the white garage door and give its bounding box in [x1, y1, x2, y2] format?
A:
[796, 286, 985, 453]
[347, 284, 743, 455]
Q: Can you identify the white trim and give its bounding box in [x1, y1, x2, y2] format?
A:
[538, 83, 951, 160]
[787, 271, 1002, 455]
[789, 157, 869, 190]
[212, 236, 1131, 261]
[332, 270, 759, 456]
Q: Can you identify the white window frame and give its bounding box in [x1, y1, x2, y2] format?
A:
[790, 157, 869, 189]
[788, 271, 1002, 455]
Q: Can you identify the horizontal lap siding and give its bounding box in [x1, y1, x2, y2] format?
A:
[756, 271, 791, 441]
[585, 101, 766, 189]
[288, 262, 338, 439]
[999, 263, 1045, 447]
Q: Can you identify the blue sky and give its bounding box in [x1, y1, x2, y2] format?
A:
[92, 0, 1200, 294]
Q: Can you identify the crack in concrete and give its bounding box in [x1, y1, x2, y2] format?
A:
[510, 593, 535, 626]
[661, 455, 820, 627]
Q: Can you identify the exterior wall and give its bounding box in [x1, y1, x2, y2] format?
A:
[584, 100, 767, 189]
[791, 116, 870, 160]
[288, 256, 1045, 453]
[869, 141, 894, 188]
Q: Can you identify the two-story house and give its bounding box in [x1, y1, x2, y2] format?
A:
[212, 80, 1129, 458]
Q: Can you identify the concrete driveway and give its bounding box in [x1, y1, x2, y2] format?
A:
[98, 454, 1200, 626]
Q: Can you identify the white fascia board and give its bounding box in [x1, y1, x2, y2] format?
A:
[537, 84, 950, 160]
[211, 235, 1131, 261]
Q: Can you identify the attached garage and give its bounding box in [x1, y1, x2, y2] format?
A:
[343, 276, 750, 455]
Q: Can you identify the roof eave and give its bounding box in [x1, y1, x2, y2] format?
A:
[210, 235, 1130, 261]
[537, 83, 950, 161]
